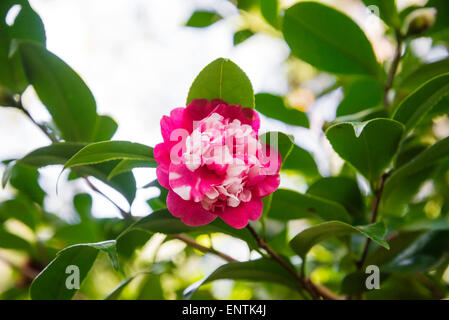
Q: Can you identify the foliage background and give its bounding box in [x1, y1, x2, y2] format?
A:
[1, 0, 449, 300]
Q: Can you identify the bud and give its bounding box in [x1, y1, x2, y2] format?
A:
[0, 85, 16, 107]
[403, 8, 437, 37]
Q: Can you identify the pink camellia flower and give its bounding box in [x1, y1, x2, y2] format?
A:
[154, 99, 281, 229]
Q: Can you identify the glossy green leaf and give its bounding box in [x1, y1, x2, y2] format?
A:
[185, 10, 222, 28]
[400, 59, 449, 91]
[63, 141, 155, 169]
[184, 258, 300, 298]
[283, 2, 380, 76]
[255, 93, 309, 127]
[0, 197, 39, 230]
[337, 77, 382, 116]
[307, 177, 364, 219]
[259, 131, 294, 164]
[187, 58, 255, 109]
[325, 119, 404, 182]
[268, 189, 351, 223]
[282, 144, 321, 183]
[9, 163, 45, 205]
[30, 240, 117, 300]
[382, 230, 449, 273]
[19, 143, 137, 204]
[108, 159, 157, 180]
[384, 135, 449, 197]
[120, 209, 258, 249]
[92, 115, 118, 142]
[393, 73, 449, 134]
[289, 221, 388, 259]
[16, 41, 97, 142]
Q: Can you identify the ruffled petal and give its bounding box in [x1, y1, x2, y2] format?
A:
[169, 163, 225, 202]
[218, 197, 263, 229]
[166, 190, 217, 226]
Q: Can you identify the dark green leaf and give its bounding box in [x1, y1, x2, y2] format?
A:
[233, 29, 254, 45]
[121, 209, 258, 249]
[289, 221, 388, 259]
[92, 115, 118, 142]
[325, 119, 404, 182]
[268, 189, 351, 223]
[9, 163, 45, 205]
[30, 240, 117, 300]
[184, 258, 300, 298]
[17, 41, 97, 141]
[185, 10, 222, 28]
[337, 77, 382, 116]
[255, 93, 309, 127]
[259, 131, 294, 164]
[108, 159, 157, 180]
[393, 73, 449, 134]
[282, 144, 321, 183]
[63, 141, 155, 169]
[307, 177, 364, 219]
[283, 2, 380, 76]
[187, 58, 255, 109]
[260, 0, 279, 27]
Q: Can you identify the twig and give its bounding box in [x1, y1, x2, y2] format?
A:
[171, 234, 237, 263]
[246, 224, 341, 300]
[357, 173, 388, 271]
[384, 31, 404, 108]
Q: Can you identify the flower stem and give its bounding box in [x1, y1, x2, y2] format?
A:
[384, 31, 404, 107]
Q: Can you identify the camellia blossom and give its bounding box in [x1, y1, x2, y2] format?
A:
[154, 99, 281, 229]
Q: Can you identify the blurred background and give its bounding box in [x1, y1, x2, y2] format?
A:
[1, 0, 448, 299]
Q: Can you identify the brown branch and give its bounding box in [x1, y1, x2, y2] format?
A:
[171, 234, 237, 263]
[247, 224, 341, 300]
[384, 31, 404, 108]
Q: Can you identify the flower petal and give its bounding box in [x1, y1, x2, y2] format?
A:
[166, 190, 217, 226]
[218, 197, 263, 229]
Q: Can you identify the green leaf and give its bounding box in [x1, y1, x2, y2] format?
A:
[184, 258, 300, 298]
[383, 135, 449, 197]
[30, 240, 117, 300]
[104, 276, 137, 300]
[259, 131, 294, 164]
[268, 189, 351, 223]
[187, 58, 255, 109]
[289, 221, 389, 260]
[9, 163, 45, 205]
[233, 29, 254, 46]
[0, 197, 39, 230]
[92, 115, 118, 142]
[325, 119, 404, 182]
[108, 159, 157, 180]
[63, 141, 155, 170]
[282, 144, 321, 183]
[282, 2, 380, 76]
[399, 59, 449, 91]
[362, 0, 400, 29]
[19, 143, 137, 204]
[381, 230, 449, 273]
[185, 10, 222, 28]
[16, 41, 97, 142]
[337, 77, 382, 117]
[255, 93, 309, 127]
[0, 226, 34, 253]
[307, 177, 364, 219]
[393, 73, 449, 134]
[260, 0, 279, 27]
[120, 209, 258, 249]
